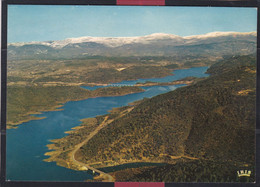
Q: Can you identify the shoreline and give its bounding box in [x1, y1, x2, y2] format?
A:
[7, 86, 144, 129]
[43, 100, 199, 182]
[7, 79, 195, 129]
[6, 65, 204, 129]
[43, 78, 200, 173]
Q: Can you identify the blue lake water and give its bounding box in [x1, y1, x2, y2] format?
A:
[6, 66, 209, 181]
[83, 66, 209, 90]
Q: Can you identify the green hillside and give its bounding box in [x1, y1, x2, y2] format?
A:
[74, 55, 255, 181]
[113, 159, 255, 182]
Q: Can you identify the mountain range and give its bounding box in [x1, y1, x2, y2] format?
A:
[8, 32, 256, 60]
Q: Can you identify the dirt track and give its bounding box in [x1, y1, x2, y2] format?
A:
[69, 107, 134, 182]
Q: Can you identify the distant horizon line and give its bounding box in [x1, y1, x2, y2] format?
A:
[8, 31, 257, 45]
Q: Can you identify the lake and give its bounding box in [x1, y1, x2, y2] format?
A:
[6, 66, 209, 181]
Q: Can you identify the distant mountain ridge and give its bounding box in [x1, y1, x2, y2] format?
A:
[9, 31, 256, 48]
[8, 31, 256, 60]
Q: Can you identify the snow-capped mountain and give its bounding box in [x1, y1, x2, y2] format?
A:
[183, 31, 256, 44]
[8, 32, 256, 60]
[9, 33, 185, 48]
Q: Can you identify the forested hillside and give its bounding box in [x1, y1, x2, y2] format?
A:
[75, 55, 256, 181]
[112, 159, 255, 182]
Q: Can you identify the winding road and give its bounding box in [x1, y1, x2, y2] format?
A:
[69, 107, 134, 182]
[69, 116, 114, 182]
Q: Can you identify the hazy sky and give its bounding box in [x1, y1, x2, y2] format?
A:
[8, 5, 257, 43]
